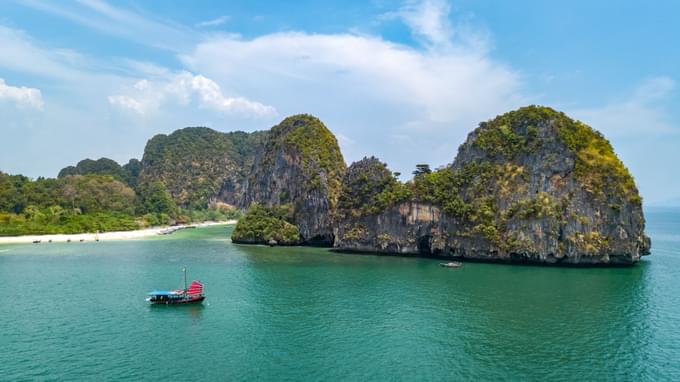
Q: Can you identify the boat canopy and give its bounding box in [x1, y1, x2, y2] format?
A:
[147, 290, 181, 296]
[148, 281, 203, 296]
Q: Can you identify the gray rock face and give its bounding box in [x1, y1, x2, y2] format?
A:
[334, 202, 443, 255]
[334, 106, 651, 265]
[239, 114, 345, 245]
[134, 116, 345, 245]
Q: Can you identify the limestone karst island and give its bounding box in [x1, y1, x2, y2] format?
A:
[3, 1, 680, 381]
[2, 107, 650, 265]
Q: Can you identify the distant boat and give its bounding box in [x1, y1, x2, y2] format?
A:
[147, 267, 205, 305]
[440, 261, 462, 268]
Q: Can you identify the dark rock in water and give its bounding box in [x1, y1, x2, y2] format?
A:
[334, 106, 650, 266]
[239, 114, 346, 245]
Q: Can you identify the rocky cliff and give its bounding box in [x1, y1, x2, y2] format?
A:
[334, 106, 650, 265]
[139, 127, 267, 209]
[237, 114, 346, 244]
[56, 116, 345, 241]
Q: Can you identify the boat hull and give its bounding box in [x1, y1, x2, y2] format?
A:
[148, 296, 205, 305]
[439, 262, 462, 268]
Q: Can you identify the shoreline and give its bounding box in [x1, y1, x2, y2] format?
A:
[0, 220, 237, 244]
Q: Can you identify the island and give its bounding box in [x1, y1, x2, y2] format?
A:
[333, 106, 650, 265]
[0, 106, 650, 265]
[230, 106, 651, 265]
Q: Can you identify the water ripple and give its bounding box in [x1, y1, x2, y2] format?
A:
[1, 223, 679, 380]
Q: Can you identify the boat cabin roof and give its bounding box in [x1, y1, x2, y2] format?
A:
[147, 290, 181, 296]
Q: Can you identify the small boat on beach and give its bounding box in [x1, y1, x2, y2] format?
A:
[440, 261, 462, 268]
[147, 267, 205, 305]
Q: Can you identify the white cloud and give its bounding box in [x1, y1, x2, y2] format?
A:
[2, 1, 523, 180]
[108, 95, 145, 114]
[108, 71, 277, 117]
[196, 16, 230, 28]
[20, 0, 196, 51]
[377, 0, 486, 52]
[570, 76, 677, 137]
[0, 25, 86, 80]
[182, 32, 521, 122]
[0, 79, 44, 109]
[178, 28, 525, 181]
[399, 0, 453, 47]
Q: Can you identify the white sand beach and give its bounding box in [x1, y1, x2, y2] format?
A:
[0, 220, 237, 244]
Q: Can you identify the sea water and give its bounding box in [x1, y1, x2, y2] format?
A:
[1, 208, 679, 380]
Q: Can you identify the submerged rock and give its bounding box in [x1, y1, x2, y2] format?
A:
[334, 106, 650, 265]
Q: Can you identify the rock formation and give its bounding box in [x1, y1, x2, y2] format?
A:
[138, 127, 267, 209]
[56, 106, 651, 265]
[238, 114, 346, 244]
[333, 106, 650, 265]
[231, 204, 301, 245]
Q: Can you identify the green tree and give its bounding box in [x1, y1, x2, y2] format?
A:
[137, 181, 177, 216]
[412, 164, 431, 177]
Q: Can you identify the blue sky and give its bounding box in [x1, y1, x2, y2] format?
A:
[1, 0, 679, 204]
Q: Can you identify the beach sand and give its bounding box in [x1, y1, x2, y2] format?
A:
[0, 220, 237, 244]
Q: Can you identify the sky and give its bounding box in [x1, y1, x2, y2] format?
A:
[1, 0, 679, 205]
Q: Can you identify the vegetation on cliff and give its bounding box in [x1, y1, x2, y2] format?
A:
[141, 127, 267, 209]
[346, 106, 640, 219]
[244, 114, 345, 244]
[5, 107, 647, 263]
[264, 114, 345, 202]
[232, 204, 300, 244]
[335, 106, 649, 263]
[337, 157, 411, 217]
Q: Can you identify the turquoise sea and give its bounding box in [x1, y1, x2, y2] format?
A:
[1, 208, 679, 381]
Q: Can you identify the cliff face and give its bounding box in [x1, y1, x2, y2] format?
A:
[59, 116, 345, 243]
[239, 115, 346, 244]
[334, 106, 650, 265]
[139, 127, 267, 209]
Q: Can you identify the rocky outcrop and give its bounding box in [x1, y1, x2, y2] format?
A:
[62, 116, 346, 245]
[334, 106, 650, 265]
[139, 127, 267, 209]
[231, 204, 301, 245]
[57, 107, 649, 265]
[133, 116, 346, 244]
[239, 115, 346, 244]
[334, 201, 444, 255]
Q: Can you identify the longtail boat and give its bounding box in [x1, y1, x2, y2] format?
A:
[439, 261, 462, 268]
[147, 267, 205, 305]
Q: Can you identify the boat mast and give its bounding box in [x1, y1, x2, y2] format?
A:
[183, 267, 187, 296]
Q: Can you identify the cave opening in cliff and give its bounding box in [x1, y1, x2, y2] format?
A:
[417, 235, 432, 255]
